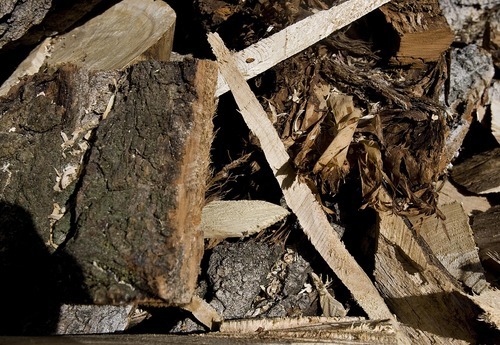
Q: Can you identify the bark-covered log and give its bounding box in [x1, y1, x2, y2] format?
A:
[0, 0, 52, 50]
[0, 58, 217, 311]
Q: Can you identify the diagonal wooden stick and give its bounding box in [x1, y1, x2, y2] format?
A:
[215, 0, 391, 96]
[208, 32, 394, 322]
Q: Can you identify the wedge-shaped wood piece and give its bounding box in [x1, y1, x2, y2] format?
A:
[379, 0, 453, 65]
[0, 0, 176, 96]
[208, 32, 397, 326]
[201, 200, 289, 239]
[215, 0, 391, 96]
[375, 211, 481, 344]
[410, 202, 488, 293]
[451, 148, 500, 194]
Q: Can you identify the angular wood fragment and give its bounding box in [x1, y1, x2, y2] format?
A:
[375, 212, 480, 344]
[201, 200, 289, 239]
[214, 0, 391, 96]
[181, 296, 222, 331]
[208, 32, 396, 324]
[0, 0, 176, 96]
[451, 148, 500, 194]
[409, 202, 488, 293]
[437, 180, 490, 215]
[380, 0, 454, 65]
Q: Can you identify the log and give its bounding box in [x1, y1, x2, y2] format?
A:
[0, 58, 217, 314]
[451, 148, 500, 194]
[379, 0, 454, 65]
[0, 0, 176, 97]
[375, 212, 480, 344]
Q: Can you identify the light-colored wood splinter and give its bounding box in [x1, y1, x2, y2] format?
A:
[208, 32, 395, 323]
[215, 0, 391, 96]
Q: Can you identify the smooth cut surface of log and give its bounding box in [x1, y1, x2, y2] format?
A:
[46, 0, 176, 70]
[0, 0, 176, 97]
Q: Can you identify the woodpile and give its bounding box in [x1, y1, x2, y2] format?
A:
[0, 0, 499, 343]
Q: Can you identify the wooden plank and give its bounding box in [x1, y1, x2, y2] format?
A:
[219, 317, 398, 344]
[214, 0, 390, 96]
[207, 32, 397, 325]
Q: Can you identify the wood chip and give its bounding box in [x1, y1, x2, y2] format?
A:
[201, 200, 289, 239]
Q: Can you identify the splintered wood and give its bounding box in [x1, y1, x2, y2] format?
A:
[208, 32, 394, 322]
[214, 0, 391, 96]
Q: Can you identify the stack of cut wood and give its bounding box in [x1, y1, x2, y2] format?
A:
[0, 0, 499, 343]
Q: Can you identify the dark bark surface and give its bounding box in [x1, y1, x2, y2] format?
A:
[0, 59, 217, 314]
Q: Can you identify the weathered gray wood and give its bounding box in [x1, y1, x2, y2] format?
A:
[0, 0, 51, 49]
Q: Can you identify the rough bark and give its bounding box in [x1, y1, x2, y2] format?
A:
[0, 59, 217, 310]
[0, 0, 52, 50]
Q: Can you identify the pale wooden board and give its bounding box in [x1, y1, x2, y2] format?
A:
[219, 317, 398, 344]
[208, 32, 397, 327]
[201, 200, 289, 239]
[214, 0, 390, 96]
[409, 202, 488, 294]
